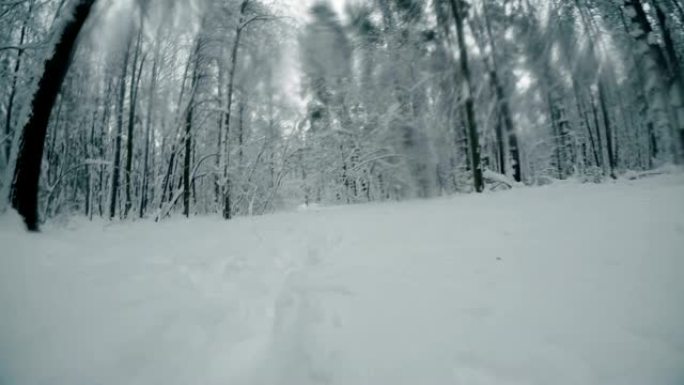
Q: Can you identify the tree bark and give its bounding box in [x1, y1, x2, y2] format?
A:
[140, 45, 159, 218]
[449, 0, 484, 192]
[124, 28, 144, 218]
[109, 35, 131, 220]
[222, 0, 249, 219]
[183, 104, 193, 217]
[183, 39, 201, 218]
[10, 0, 97, 231]
[598, 81, 617, 178]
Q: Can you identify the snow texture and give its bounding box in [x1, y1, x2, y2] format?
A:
[1, 174, 684, 385]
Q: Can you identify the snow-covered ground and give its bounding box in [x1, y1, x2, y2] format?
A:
[1, 174, 684, 385]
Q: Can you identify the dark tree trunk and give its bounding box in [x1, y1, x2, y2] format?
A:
[109, 36, 131, 220]
[494, 114, 505, 174]
[590, 92, 606, 174]
[585, 105, 601, 169]
[239, 101, 245, 163]
[11, 0, 97, 231]
[182, 40, 201, 218]
[598, 81, 617, 178]
[548, 96, 564, 179]
[183, 106, 193, 218]
[124, 28, 144, 218]
[449, 0, 484, 192]
[215, 51, 225, 208]
[222, 0, 249, 219]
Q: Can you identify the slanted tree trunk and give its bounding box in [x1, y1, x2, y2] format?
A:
[10, 0, 97, 231]
[449, 0, 484, 192]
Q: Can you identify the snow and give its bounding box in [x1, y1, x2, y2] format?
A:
[1, 174, 684, 385]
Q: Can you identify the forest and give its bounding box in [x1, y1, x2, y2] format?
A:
[0, 0, 683, 230]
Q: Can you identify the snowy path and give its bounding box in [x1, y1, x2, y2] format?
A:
[1, 175, 684, 385]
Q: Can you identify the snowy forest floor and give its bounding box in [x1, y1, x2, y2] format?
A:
[1, 174, 684, 385]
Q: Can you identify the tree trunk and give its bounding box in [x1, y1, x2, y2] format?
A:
[483, 1, 522, 182]
[183, 40, 201, 218]
[222, 0, 249, 219]
[449, 0, 484, 192]
[598, 81, 617, 178]
[590, 91, 606, 174]
[98, 77, 113, 218]
[10, 0, 97, 231]
[109, 36, 131, 220]
[215, 49, 225, 209]
[140, 46, 159, 218]
[183, 104, 193, 217]
[124, 28, 144, 218]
